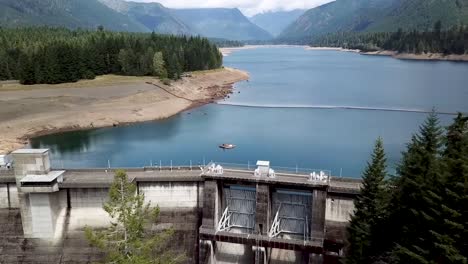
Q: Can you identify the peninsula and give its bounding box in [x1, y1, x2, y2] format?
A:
[0, 67, 249, 154]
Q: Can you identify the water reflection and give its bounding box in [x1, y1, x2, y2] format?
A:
[30, 130, 92, 154]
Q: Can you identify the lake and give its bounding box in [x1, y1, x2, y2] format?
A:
[30, 46, 468, 177]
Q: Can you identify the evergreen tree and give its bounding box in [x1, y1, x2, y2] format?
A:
[384, 112, 444, 263]
[85, 170, 184, 264]
[347, 114, 468, 264]
[153, 51, 167, 79]
[347, 137, 388, 264]
[0, 27, 223, 84]
[18, 52, 35, 85]
[308, 25, 468, 55]
[434, 114, 468, 263]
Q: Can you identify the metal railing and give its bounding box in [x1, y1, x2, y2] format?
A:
[214, 162, 332, 176]
[50, 159, 334, 183]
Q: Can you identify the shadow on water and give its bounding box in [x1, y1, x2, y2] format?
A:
[30, 130, 93, 155]
[30, 113, 185, 155]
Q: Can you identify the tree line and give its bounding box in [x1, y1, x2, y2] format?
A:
[209, 38, 244, 48]
[347, 112, 467, 264]
[0, 27, 223, 84]
[309, 22, 468, 54]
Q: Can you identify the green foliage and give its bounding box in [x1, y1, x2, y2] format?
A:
[346, 112, 468, 263]
[152, 52, 167, 78]
[0, 27, 223, 83]
[0, 0, 148, 32]
[85, 170, 184, 264]
[438, 114, 468, 263]
[98, 0, 192, 35]
[347, 137, 389, 264]
[209, 38, 244, 48]
[279, 0, 468, 41]
[309, 22, 468, 54]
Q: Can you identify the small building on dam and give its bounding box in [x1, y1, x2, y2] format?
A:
[0, 149, 360, 263]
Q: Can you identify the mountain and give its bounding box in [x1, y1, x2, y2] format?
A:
[171, 8, 273, 41]
[98, 0, 191, 35]
[368, 0, 468, 32]
[0, 0, 148, 32]
[250, 9, 306, 36]
[279, 0, 468, 40]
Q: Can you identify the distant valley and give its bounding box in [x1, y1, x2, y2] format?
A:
[170, 8, 272, 41]
[249, 9, 306, 37]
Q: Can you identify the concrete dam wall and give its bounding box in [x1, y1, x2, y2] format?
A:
[0, 149, 360, 263]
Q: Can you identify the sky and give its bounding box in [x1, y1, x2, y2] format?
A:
[130, 0, 334, 16]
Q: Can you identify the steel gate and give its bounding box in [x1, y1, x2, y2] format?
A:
[270, 189, 312, 240]
[218, 185, 256, 233]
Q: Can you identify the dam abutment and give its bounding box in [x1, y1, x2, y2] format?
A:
[0, 150, 360, 263]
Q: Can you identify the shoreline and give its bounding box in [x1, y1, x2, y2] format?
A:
[308, 46, 468, 62]
[220, 45, 306, 56]
[305, 46, 361, 53]
[361, 50, 468, 62]
[0, 67, 249, 154]
[221, 44, 468, 62]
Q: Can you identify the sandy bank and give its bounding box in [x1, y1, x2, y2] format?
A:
[220, 45, 308, 56]
[362, 50, 468, 62]
[0, 67, 249, 154]
[306, 46, 468, 62]
[305, 46, 360, 53]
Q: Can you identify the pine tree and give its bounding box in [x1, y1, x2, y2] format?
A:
[347, 137, 388, 264]
[387, 111, 444, 263]
[0, 27, 222, 84]
[153, 51, 167, 79]
[18, 52, 35, 85]
[85, 170, 184, 264]
[433, 114, 468, 263]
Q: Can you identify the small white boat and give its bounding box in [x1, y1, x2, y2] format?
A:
[219, 143, 236, 149]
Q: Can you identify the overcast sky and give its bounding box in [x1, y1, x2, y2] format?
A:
[130, 0, 334, 16]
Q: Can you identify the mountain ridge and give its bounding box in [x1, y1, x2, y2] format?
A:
[171, 8, 273, 40]
[279, 0, 468, 40]
[0, 0, 149, 32]
[98, 0, 192, 35]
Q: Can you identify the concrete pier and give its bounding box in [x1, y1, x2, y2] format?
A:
[0, 151, 360, 263]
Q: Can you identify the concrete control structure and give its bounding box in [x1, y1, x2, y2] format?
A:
[0, 149, 360, 264]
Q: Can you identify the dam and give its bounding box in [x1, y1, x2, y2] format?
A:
[0, 149, 360, 263]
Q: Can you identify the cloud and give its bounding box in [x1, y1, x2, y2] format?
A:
[129, 0, 334, 16]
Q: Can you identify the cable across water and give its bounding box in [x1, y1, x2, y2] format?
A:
[216, 102, 462, 115]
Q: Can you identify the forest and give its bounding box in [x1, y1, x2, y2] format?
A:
[209, 38, 244, 48]
[347, 112, 467, 264]
[309, 22, 468, 54]
[0, 27, 223, 84]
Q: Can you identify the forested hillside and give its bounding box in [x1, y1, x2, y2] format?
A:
[347, 112, 468, 263]
[98, 0, 192, 35]
[0, 0, 148, 32]
[0, 27, 222, 84]
[280, 0, 468, 41]
[310, 22, 468, 54]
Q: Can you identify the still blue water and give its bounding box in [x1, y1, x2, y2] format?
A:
[30, 47, 468, 177]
